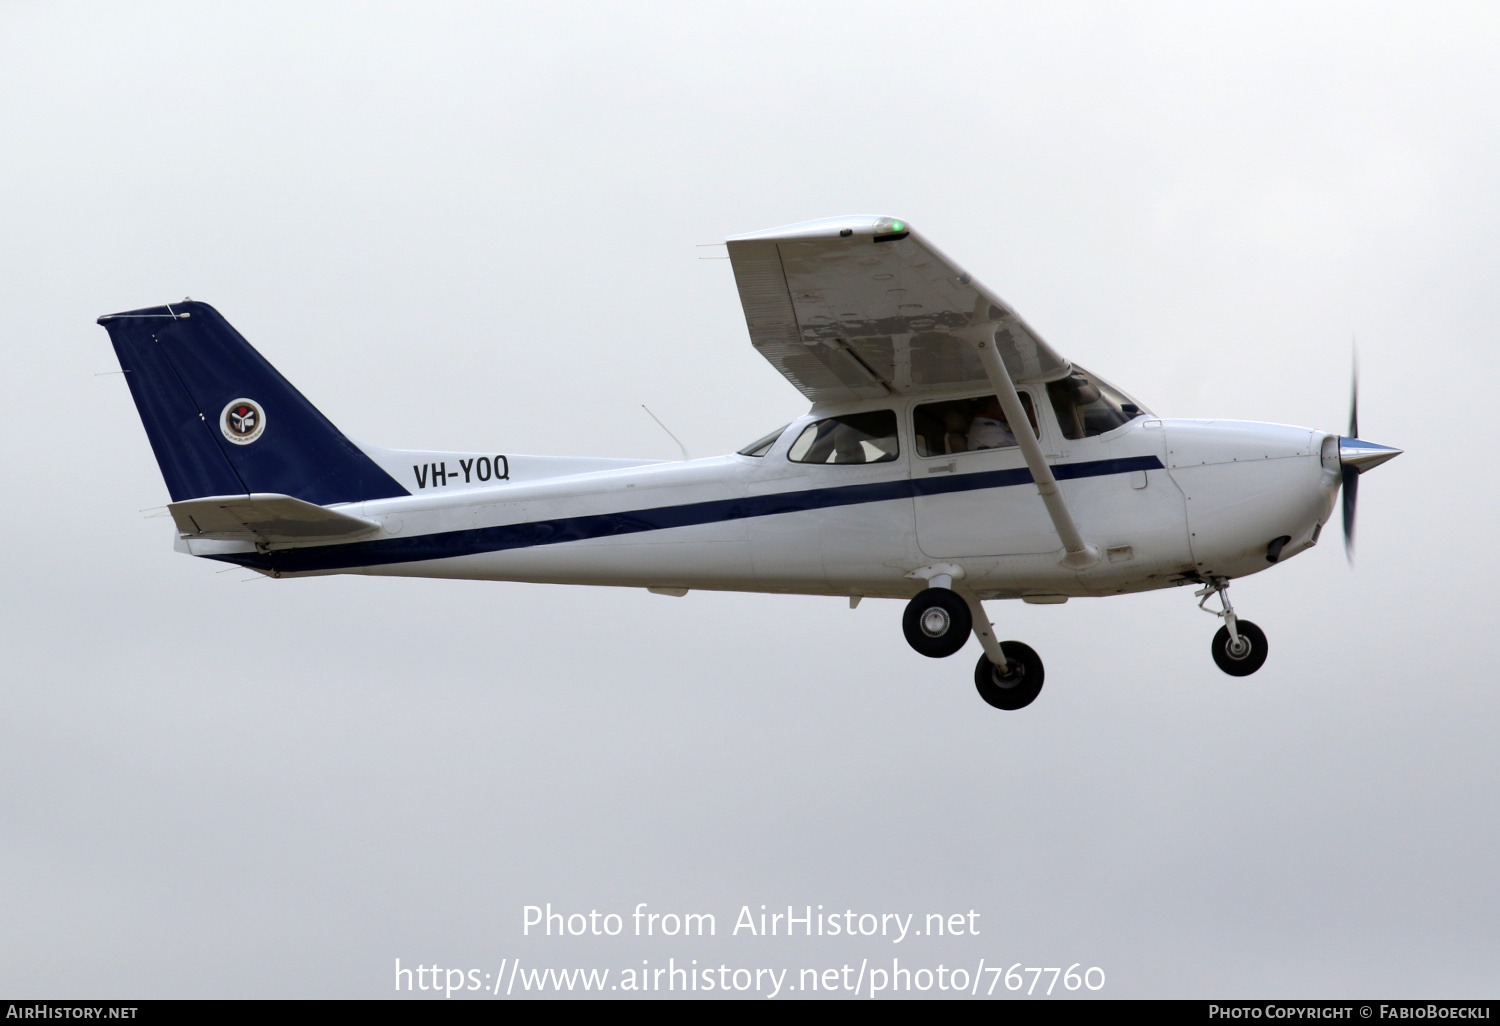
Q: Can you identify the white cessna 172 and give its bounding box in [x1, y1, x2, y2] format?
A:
[101, 215, 1400, 711]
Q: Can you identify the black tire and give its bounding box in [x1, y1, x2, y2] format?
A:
[1212, 620, 1268, 676]
[902, 588, 973, 658]
[974, 642, 1045, 710]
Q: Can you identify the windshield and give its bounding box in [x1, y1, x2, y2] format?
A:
[1046, 366, 1151, 440]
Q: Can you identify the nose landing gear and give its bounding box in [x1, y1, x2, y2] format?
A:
[1211, 620, 1268, 676]
[1197, 578, 1268, 676]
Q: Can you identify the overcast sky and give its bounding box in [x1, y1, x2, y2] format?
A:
[2, 1, 1496, 999]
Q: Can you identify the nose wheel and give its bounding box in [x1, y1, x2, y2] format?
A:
[1197, 578, 1269, 676]
[1211, 620, 1268, 676]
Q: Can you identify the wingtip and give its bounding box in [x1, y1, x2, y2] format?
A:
[725, 214, 908, 244]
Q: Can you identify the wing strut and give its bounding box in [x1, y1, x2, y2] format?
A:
[958, 319, 1100, 570]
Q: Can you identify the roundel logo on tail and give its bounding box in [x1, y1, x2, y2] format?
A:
[220, 398, 266, 445]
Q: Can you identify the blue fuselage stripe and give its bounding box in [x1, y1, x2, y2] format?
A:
[219, 455, 1164, 574]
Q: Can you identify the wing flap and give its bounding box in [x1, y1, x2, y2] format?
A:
[727, 216, 1069, 402]
[169, 493, 381, 544]
[727, 239, 870, 397]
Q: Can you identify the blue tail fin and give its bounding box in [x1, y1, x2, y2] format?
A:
[99, 300, 409, 505]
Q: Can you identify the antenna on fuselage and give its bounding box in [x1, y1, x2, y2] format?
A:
[641, 405, 690, 461]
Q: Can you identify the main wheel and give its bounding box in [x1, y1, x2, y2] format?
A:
[974, 642, 1045, 710]
[1212, 620, 1268, 676]
[902, 588, 972, 658]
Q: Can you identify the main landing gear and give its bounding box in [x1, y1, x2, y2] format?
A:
[1197, 578, 1268, 676]
[903, 587, 1045, 710]
[973, 641, 1044, 710]
[902, 588, 972, 658]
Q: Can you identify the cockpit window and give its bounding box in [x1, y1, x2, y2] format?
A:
[912, 393, 1037, 458]
[787, 411, 899, 465]
[737, 424, 789, 457]
[1046, 367, 1150, 440]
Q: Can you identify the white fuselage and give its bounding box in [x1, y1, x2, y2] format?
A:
[193, 395, 1342, 603]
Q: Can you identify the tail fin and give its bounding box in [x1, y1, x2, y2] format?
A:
[98, 300, 408, 506]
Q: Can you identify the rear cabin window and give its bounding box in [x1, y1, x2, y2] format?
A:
[737, 424, 789, 457]
[912, 394, 1038, 458]
[787, 411, 899, 465]
[1046, 367, 1148, 440]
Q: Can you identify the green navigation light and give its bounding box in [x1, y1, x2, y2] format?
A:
[891, 221, 905, 232]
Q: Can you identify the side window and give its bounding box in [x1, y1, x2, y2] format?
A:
[912, 394, 1037, 457]
[787, 411, 899, 465]
[1046, 367, 1147, 441]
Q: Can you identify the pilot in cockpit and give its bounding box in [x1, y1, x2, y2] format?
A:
[967, 397, 1016, 450]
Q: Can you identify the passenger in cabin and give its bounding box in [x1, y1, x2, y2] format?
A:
[914, 393, 1036, 457]
[942, 409, 969, 454]
[787, 411, 900, 464]
[834, 430, 867, 464]
[967, 397, 1016, 450]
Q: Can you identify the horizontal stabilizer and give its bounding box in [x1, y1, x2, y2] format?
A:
[168, 493, 381, 544]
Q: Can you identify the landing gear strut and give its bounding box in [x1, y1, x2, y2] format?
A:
[904, 582, 1047, 710]
[1197, 578, 1268, 676]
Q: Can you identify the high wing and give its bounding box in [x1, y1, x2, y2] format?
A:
[168, 493, 381, 545]
[726, 215, 1070, 403]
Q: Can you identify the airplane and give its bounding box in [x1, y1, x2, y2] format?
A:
[99, 215, 1400, 711]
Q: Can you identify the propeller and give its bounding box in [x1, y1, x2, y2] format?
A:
[1342, 352, 1359, 561]
[1337, 345, 1402, 565]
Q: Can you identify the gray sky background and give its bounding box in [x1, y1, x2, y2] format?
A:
[1, 1, 1496, 998]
